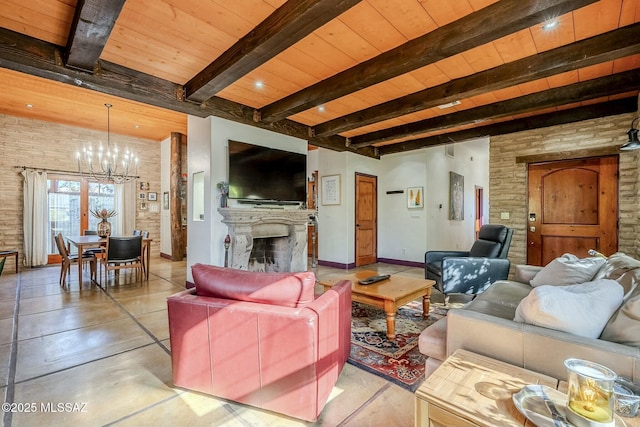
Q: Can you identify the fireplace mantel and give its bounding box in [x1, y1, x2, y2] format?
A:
[218, 207, 313, 271]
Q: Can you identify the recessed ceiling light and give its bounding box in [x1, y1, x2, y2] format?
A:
[25, 104, 33, 108]
[318, 105, 325, 112]
[542, 20, 558, 31]
[255, 81, 264, 89]
[134, 125, 140, 129]
[437, 100, 461, 109]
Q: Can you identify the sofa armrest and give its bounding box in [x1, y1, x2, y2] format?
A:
[514, 264, 543, 284]
[425, 250, 470, 264]
[307, 280, 352, 368]
[440, 257, 510, 294]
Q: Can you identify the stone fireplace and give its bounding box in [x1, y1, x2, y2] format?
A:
[218, 208, 312, 272]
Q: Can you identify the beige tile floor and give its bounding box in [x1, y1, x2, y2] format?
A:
[0, 257, 447, 427]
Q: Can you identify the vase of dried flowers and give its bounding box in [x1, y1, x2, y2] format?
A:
[91, 208, 117, 237]
[217, 181, 229, 208]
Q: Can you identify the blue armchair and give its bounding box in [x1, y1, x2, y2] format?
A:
[425, 225, 513, 303]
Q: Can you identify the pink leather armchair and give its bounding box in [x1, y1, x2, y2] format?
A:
[167, 264, 352, 421]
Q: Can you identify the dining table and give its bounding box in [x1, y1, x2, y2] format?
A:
[66, 235, 153, 284]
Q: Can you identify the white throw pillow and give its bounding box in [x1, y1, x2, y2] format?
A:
[514, 279, 623, 339]
[530, 253, 606, 287]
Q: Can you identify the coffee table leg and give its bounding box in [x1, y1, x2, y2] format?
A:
[423, 290, 431, 317]
[385, 311, 396, 340]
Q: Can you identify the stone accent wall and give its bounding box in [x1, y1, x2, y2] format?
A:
[0, 114, 162, 270]
[490, 111, 640, 269]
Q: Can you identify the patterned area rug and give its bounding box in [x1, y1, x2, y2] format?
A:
[348, 300, 444, 392]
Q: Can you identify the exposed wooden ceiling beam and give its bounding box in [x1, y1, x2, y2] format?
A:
[65, 0, 126, 72]
[378, 97, 638, 156]
[257, 0, 597, 123]
[313, 23, 640, 138]
[185, 0, 363, 103]
[0, 27, 377, 158]
[349, 69, 640, 148]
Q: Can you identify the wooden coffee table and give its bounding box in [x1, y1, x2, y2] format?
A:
[319, 270, 434, 340]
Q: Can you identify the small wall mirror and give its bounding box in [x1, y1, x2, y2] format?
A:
[192, 171, 205, 221]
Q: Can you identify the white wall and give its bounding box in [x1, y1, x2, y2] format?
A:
[160, 136, 171, 256]
[185, 114, 490, 273]
[423, 139, 490, 254]
[377, 149, 428, 263]
[186, 115, 213, 282]
[307, 149, 318, 181]
[316, 137, 489, 265]
[186, 115, 308, 281]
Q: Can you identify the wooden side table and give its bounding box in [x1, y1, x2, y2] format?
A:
[415, 349, 558, 427]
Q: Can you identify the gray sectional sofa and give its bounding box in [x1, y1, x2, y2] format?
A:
[419, 253, 640, 381]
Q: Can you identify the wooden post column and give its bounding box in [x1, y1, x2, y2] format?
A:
[170, 132, 185, 261]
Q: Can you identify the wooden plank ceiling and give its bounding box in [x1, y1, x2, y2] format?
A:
[0, 0, 638, 156]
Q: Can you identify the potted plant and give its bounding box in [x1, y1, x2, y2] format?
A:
[90, 208, 117, 237]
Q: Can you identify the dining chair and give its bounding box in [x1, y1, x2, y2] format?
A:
[140, 231, 150, 276]
[100, 236, 144, 285]
[82, 230, 104, 256]
[55, 233, 97, 286]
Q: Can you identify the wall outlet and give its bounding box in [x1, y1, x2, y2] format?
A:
[500, 212, 510, 220]
[402, 248, 406, 254]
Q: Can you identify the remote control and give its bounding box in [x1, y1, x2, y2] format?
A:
[358, 274, 390, 285]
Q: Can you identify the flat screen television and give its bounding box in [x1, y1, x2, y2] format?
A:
[227, 140, 307, 203]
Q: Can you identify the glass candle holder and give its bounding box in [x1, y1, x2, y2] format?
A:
[564, 358, 616, 427]
[613, 377, 640, 418]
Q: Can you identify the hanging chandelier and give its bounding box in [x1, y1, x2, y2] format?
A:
[77, 103, 138, 183]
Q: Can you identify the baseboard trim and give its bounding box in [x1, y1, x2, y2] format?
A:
[317, 260, 355, 269]
[377, 258, 424, 268]
[316, 258, 423, 269]
[160, 252, 172, 260]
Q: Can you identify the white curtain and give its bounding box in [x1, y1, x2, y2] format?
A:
[114, 181, 137, 235]
[22, 170, 49, 267]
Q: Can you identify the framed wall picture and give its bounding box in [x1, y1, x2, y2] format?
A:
[148, 192, 157, 201]
[138, 192, 146, 200]
[407, 186, 423, 208]
[321, 174, 341, 205]
[163, 192, 169, 210]
[449, 172, 464, 220]
[139, 181, 149, 191]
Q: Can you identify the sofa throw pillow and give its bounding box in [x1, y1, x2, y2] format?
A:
[600, 284, 640, 346]
[530, 253, 605, 287]
[592, 252, 640, 296]
[192, 264, 315, 308]
[514, 279, 623, 339]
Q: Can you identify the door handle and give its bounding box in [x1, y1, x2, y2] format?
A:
[356, 224, 360, 227]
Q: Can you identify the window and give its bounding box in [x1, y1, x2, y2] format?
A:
[47, 176, 114, 259]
